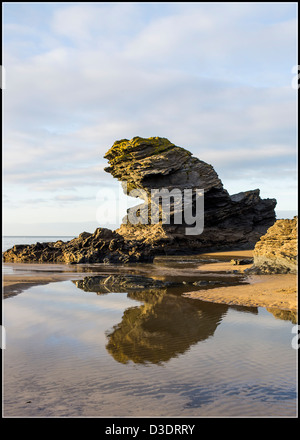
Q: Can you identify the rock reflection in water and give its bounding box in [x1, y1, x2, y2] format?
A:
[106, 289, 229, 364]
[73, 275, 244, 365]
[266, 308, 297, 324]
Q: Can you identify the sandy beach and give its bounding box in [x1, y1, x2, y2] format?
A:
[2, 262, 101, 298]
[2, 251, 297, 314]
[183, 274, 297, 312]
[182, 250, 297, 312]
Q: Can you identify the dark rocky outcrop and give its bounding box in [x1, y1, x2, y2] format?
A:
[2, 228, 154, 264]
[74, 274, 180, 293]
[3, 136, 277, 264]
[74, 274, 243, 294]
[246, 217, 298, 274]
[230, 258, 254, 265]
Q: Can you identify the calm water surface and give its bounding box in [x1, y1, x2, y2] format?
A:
[3, 280, 297, 417]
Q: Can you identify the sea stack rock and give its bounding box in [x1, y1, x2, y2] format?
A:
[3, 136, 277, 264]
[247, 217, 298, 274]
[104, 136, 277, 252]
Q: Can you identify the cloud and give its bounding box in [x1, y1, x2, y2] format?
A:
[51, 3, 142, 47]
[53, 194, 95, 202]
[3, 3, 297, 233]
[122, 4, 297, 86]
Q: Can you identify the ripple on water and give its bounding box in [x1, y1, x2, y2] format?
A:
[3, 280, 297, 417]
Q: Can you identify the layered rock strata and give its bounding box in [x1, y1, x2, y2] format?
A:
[3, 136, 277, 264]
[105, 136, 276, 251]
[247, 217, 298, 274]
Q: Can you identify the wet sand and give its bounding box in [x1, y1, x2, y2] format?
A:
[2, 251, 298, 313]
[3, 275, 86, 298]
[2, 262, 105, 298]
[183, 250, 297, 312]
[195, 250, 254, 272]
[183, 274, 297, 312]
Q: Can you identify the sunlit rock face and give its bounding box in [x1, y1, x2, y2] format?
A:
[247, 217, 298, 274]
[104, 136, 224, 196]
[105, 136, 277, 251]
[3, 136, 277, 264]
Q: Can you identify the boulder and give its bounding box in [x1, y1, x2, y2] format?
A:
[246, 217, 298, 274]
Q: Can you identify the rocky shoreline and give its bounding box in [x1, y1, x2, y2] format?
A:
[2, 137, 297, 319]
[3, 136, 277, 264]
[2, 250, 297, 322]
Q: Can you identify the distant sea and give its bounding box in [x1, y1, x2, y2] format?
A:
[2, 236, 75, 253]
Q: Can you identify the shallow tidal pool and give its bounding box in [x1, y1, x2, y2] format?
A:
[3, 280, 297, 417]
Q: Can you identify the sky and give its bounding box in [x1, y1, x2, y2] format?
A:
[2, 2, 298, 236]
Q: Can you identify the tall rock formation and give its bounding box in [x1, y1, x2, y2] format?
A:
[3, 136, 277, 264]
[105, 136, 276, 252]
